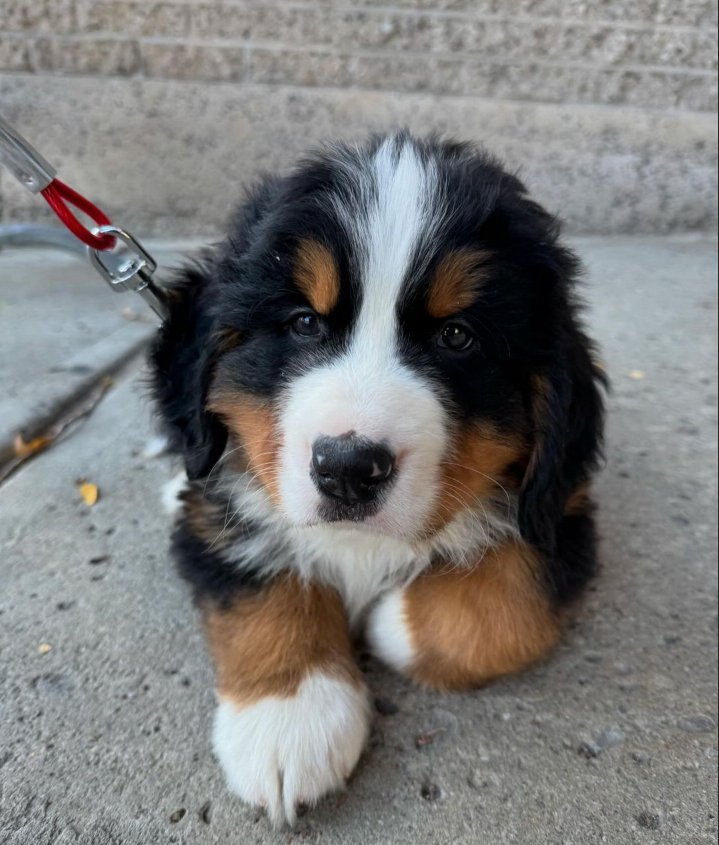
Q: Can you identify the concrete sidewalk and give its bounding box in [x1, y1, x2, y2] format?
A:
[0, 236, 717, 845]
[0, 241, 202, 468]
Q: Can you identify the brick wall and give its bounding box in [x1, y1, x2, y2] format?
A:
[2, 0, 717, 110]
[0, 0, 717, 235]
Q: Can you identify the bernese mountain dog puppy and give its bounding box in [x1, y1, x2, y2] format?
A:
[151, 132, 605, 827]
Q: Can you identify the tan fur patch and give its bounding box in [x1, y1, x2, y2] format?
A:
[403, 540, 560, 690]
[182, 484, 242, 551]
[427, 249, 492, 319]
[431, 423, 529, 533]
[205, 575, 361, 705]
[214, 327, 243, 354]
[294, 239, 341, 315]
[210, 392, 282, 503]
[565, 484, 592, 516]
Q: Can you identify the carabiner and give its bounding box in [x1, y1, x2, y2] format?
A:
[88, 226, 169, 320]
[0, 114, 57, 193]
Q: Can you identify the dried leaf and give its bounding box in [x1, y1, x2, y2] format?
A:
[1, 379, 114, 486]
[14, 434, 51, 458]
[79, 483, 99, 507]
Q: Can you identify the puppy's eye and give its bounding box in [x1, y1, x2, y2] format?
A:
[439, 322, 474, 352]
[292, 313, 322, 338]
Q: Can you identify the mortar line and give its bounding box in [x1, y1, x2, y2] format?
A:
[8, 32, 718, 78]
[74, 0, 718, 36]
[0, 68, 715, 118]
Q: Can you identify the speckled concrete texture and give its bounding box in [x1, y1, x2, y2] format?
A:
[0, 236, 717, 844]
[0, 75, 716, 237]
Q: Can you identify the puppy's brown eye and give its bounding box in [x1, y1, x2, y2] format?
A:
[440, 322, 474, 351]
[293, 313, 322, 338]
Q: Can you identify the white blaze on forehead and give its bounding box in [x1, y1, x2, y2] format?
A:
[355, 137, 439, 352]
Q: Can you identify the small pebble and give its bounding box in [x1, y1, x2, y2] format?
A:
[637, 812, 661, 830]
[38, 644, 52, 655]
[678, 715, 717, 734]
[585, 653, 603, 665]
[579, 742, 600, 759]
[416, 732, 436, 749]
[374, 697, 400, 717]
[89, 555, 110, 566]
[614, 662, 634, 677]
[633, 752, 652, 765]
[421, 783, 441, 802]
[169, 809, 186, 824]
[596, 729, 626, 751]
[468, 772, 498, 791]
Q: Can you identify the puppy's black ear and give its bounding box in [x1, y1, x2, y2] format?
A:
[519, 333, 606, 556]
[150, 260, 227, 480]
[150, 177, 283, 479]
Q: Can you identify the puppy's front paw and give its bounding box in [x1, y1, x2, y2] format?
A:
[213, 671, 371, 827]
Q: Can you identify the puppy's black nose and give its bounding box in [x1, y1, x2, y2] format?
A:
[312, 434, 395, 506]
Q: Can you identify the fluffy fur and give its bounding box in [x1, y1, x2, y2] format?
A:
[151, 132, 606, 826]
[214, 672, 371, 827]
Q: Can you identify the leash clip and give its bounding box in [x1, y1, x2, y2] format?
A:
[1, 115, 169, 321]
[88, 226, 168, 320]
[0, 114, 57, 193]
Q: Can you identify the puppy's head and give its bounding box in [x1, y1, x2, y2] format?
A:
[152, 134, 604, 553]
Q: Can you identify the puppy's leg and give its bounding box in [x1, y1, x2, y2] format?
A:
[205, 575, 370, 827]
[366, 540, 560, 690]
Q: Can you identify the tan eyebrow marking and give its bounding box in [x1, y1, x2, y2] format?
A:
[293, 239, 341, 315]
[427, 249, 493, 319]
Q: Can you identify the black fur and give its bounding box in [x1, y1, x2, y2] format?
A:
[171, 519, 265, 610]
[150, 263, 228, 480]
[548, 510, 601, 604]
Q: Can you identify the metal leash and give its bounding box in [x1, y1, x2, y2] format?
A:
[0, 114, 168, 320]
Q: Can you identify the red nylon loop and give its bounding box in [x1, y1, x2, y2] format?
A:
[41, 180, 117, 251]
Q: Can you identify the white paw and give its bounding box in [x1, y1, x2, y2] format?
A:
[160, 470, 188, 517]
[213, 671, 371, 827]
[365, 589, 416, 673]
